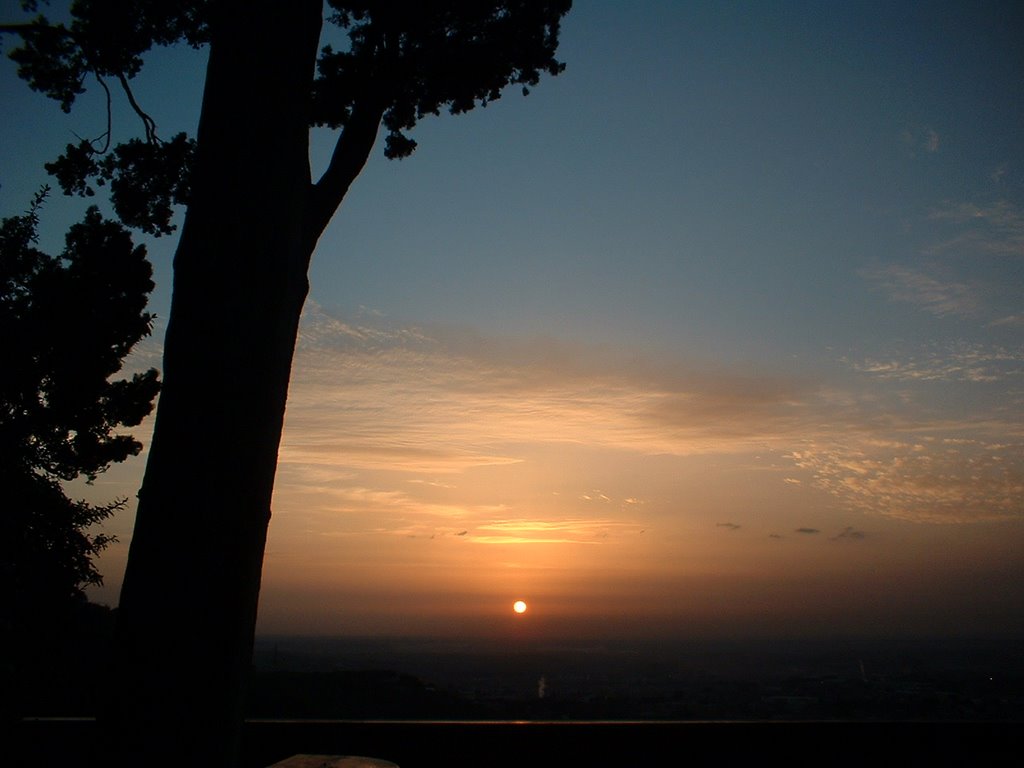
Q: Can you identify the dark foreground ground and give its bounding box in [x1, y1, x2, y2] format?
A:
[16, 718, 1022, 767]
[12, 630, 1024, 765]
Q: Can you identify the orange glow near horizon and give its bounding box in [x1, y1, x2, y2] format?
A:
[86, 307, 1024, 642]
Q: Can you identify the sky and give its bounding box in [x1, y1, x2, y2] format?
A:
[3, 1, 1023, 644]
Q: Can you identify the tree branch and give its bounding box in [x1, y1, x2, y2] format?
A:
[117, 73, 158, 143]
[92, 72, 112, 153]
[308, 98, 386, 242]
[0, 23, 36, 35]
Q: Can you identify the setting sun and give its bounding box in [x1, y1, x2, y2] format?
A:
[513, 600, 527, 614]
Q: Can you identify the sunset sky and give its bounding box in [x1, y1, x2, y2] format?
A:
[3, 1, 1023, 643]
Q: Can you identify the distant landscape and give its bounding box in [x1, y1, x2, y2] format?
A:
[15, 622, 1023, 766]
[13, 604, 1023, 725]
[246, 633, 1024, 722]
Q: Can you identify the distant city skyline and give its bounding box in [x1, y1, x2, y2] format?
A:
[2, 1, 1022, 642]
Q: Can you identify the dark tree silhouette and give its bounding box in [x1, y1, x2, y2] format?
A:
[4, 1, 570, 764]
[0, 190, 159, 717]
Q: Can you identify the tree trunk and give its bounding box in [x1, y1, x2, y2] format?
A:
[106, 3, 325, 765]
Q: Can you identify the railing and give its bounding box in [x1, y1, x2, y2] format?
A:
[16, 718, 1020, 767]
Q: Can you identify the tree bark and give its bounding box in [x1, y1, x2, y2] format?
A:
[106, 3, 334, 765]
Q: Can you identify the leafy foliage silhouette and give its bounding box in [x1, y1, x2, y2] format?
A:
[0, 189, 158, 717]
[4, 1, 570, 764]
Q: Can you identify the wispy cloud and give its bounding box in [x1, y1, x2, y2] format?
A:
[282, 303, 828, 476]
[860, 263, 979, 318]
[924, 200, 1024, 262]
[850, 341, 1024, 383]
[863, 200, 1024, 324]
[472, 518, 638, 545]
[901, 126, 941, 155]
[990, 314, 1024, 328]
[790, 438, 1024, 524]
[832, 526, 867, 541]
[275, 304, 1023, 529]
